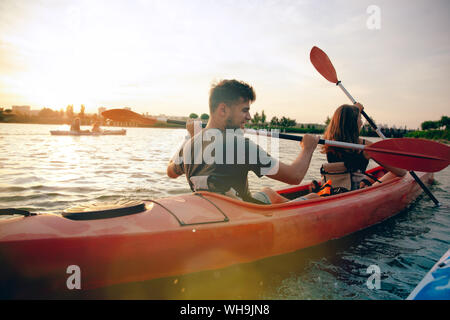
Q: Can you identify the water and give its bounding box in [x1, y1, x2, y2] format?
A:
[1, 123, 449, 300]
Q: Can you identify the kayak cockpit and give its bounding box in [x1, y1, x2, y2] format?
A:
[62, 199, 146, 220]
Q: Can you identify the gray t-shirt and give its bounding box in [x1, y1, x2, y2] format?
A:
[172, 129, 278, 201]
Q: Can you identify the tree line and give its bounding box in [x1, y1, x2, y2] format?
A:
[420, 116, 449, 131]
[0, 105, 97, 124]
[405, 115, 449, 141]
[188, 110, 303, 132]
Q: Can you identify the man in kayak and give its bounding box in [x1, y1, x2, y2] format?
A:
[70, 118, 81, 132]
[166, 79, 319, 204]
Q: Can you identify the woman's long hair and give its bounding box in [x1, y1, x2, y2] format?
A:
[322, 104, 360, 154]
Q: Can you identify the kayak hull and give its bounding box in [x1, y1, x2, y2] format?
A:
[407, 249, 450, 300]
[50, 129, 126, 136]
[0, 168, 434, 295]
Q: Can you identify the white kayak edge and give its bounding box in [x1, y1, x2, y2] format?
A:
[50, 129, 126, 136]
[406, 248, 450, 300]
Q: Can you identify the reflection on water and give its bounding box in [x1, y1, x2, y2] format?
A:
[0, 123, 449, 300]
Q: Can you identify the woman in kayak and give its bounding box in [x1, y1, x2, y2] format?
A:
[321, 103, 406, 190]
[256, 103, 408, 203]
[91, 121, 102, 133]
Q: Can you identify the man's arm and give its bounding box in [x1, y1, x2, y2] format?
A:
[266, 134, 319, 185]
[167, 119, 201, 179]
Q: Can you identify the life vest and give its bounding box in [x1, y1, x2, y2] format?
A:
[320, 162, 366, 191]
[317, 180, 332, 196]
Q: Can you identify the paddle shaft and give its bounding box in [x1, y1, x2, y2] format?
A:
[169, 119, 364, 150]
[336, 81, 440, 205]
[167, 119, 450, 162]
[337, 81, 385, 138]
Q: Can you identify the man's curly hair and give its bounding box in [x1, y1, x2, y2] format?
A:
[209, 79, 256, 113]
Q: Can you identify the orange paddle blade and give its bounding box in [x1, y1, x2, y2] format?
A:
[101, 109, 157, 125]
[310, 46, 339, 83]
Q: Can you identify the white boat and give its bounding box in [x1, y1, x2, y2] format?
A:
[50, 129, 126, 136]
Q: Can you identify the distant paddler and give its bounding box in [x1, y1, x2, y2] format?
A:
[70, 118, 81, 132]
[91, 121, 102, 133]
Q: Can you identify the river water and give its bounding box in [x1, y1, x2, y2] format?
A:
[0, 123, 449, 300]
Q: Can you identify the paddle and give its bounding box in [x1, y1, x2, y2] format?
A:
[310, 46, 443, 205]
[101, 109, 449, 173]
[102, 109, 203, 127]
[102, 108, 158, 125]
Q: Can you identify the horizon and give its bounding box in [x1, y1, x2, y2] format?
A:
[1, 0, 449, 129]
[1, 105, 419, 129]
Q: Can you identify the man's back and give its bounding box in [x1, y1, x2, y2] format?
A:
[171, 128, 278, 201]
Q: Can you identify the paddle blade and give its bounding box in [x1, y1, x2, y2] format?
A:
[102, 109, 157, 125]
[366, 138, 450, 173]
[310, 46, 338, 83]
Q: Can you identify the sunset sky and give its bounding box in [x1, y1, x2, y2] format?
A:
[0, 0, 448, 128]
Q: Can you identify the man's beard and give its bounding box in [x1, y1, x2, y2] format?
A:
[225, 117, 235, 129]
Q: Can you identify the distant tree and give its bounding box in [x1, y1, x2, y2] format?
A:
[79, 104, 85, 118]
[189, 113, 198, 119]
[440, 116, 449, 130]
[260, 110, 267, 125]
[251, 112, 260, 126]
[325, 116, 331, 126]
[38, 108, 58, 118]
[288, 119, 296, 127]
[270, 116, 279, 127]
[66, 105, 74, 119]
[200, 113, 209, 121]
[421, 120, 439, 130]
[91, 113, 98, 124]
[280, 116, 289, 128]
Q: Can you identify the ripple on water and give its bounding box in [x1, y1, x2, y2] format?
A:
[166, 188, 191, 195]
[0, 186, 27, 192]
[129, 173, 149, 179]
[0, 194, 44, 202]
[12, 176, 47, 184]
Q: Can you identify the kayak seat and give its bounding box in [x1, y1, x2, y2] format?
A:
[62, 199, 146, 220]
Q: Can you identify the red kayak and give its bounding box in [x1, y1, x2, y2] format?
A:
[0, 167, 433, 295]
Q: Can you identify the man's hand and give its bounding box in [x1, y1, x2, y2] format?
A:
[355, 102, 364, 113]
[186, 119, 203, 137]
[300, 134, 319, 152]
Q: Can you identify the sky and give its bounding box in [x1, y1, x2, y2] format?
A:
[0, 0, 449, 129]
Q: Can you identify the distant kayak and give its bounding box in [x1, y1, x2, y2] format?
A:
[407, 249, 450, 300]
[50, 129, 126, 136]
